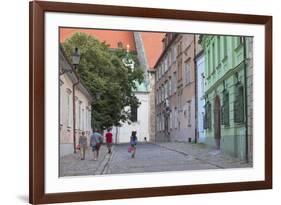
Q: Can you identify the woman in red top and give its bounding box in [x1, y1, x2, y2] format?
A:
[105, 128, 113, 154]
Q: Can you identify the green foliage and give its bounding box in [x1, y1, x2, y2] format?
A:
[62, 32, 144, 130]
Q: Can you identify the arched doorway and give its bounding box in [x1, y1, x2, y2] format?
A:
[214, 95, 221, 150]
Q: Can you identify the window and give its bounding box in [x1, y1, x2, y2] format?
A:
[82, 108, 85, 130]
[156, 89, 158, 104]
[79, 101, 82, 130]
[178, 91, 182, 110]
[177, 41, 182, 56]
[161, 86, 164, 102]
[165, 82, 168, 99]
[207, 49, 211, 76]
[156, 115, 159, 132]
[170, 111, 173, 129]
[217, 36, 221, 64]
[168, 78, 172, 96]
[60, 88, 63, 126]
[85, 109, 87, 131]
[171, 49, 174, 64]
[223, 36, 228, 58]
[165, 58, 168, 72]
[75, 97, 79, 128]
[234, 85, 244, 123]
[66, 89, 72, 127]
[130, 105, 138, 122]
[185, 63, 191, 84]
[161, 114, 164, 131]
[177, 58, 182, 80]
[117, 41, 123, 49]
[174, 109, 178, 129]
[201, 73, 205, 97]
[173, 46, 177, 61]
[159, 89, 161, 104]
[169, 51, 172, 66]
[158, 115, 160, 131]
[167, 52, 170, 66]
[173, 72, 177, 93]
[188, 101, 192, 127]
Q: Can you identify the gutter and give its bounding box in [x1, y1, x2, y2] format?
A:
[72, 72, 80, 154]
[194, 35, 198, 143]
[243, 37, 249, 163]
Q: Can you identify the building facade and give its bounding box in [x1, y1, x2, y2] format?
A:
[155, 33, 196, 142]
[200, 35, 253, 161]
[195, 35, 206, 143]
[59, 47, 93, 157]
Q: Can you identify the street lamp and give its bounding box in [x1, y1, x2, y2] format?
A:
[59, 47, 81, 76]
[72, 47, 81, 69]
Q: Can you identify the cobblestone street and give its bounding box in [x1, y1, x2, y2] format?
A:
[60, 142, 252, 177]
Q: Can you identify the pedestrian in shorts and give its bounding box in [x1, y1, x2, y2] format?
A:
[90, 130, 102, 161]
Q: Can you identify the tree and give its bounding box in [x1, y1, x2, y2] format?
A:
[62, 32, 144, 130]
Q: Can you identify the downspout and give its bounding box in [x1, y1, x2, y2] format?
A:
[243, 36, 249, 163]
[194, 35, 198, 143]
[72, 70, 80, 153]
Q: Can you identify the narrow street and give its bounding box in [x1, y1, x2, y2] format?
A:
[60, 142, 251, 177]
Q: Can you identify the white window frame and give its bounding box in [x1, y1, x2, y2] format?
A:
[185, 63, 191, 84]
[173, 72, 177, 93]
[79, 101, 82, 130]
[75, 97, 79, 128]
[66, 89, 72, 128]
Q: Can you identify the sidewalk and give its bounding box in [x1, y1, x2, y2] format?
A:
[157, 142, 252, 169]
[59, 144, 113, 176]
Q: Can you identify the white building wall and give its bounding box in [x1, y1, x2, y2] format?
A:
[60, 74, 92, 157]
[196, 54, 206, 143]
[112, 92, 149, 143]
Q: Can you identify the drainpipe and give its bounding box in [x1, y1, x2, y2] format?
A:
[243, 36, 249, 163]
[72, 70, 80, 153]
[194, 35, 198, 143]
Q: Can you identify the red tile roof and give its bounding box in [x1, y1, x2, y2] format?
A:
[60, 28, 165, 69]
[140, 32, 165, 69]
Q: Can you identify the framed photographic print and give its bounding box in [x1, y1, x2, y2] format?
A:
[29, 0, 272, 204]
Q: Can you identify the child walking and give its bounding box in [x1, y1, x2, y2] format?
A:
[130, 131, 137, 158]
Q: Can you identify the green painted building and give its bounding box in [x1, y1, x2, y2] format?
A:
[200, 35, 253, 162]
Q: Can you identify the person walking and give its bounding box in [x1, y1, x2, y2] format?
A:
[90, 130, 103, 161]
[78, 131, 87, 160]
[105, 128, 113, 154]
[130, 131, 138, 158]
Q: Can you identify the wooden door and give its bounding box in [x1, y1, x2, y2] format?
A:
[214, 96, 221, 149]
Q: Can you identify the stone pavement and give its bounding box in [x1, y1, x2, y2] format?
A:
[59, 145, 113, 176]
[157, 142, 252, 169]
[103, 143, 217, 175]
[60, 142, 252, 177]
